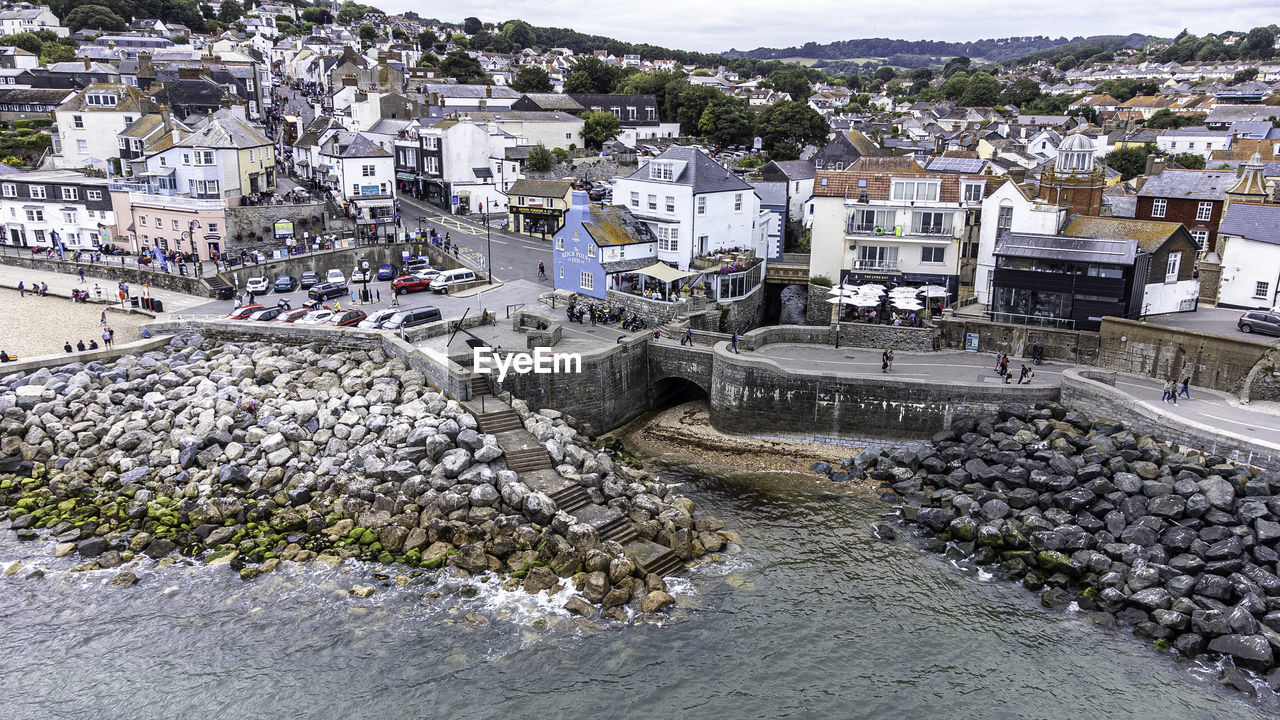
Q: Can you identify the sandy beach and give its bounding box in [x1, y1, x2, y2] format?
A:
[0, 289, 148, 359]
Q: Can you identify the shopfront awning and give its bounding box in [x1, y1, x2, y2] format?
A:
[635, 262, 700, 284]
[395, 171, 417, 180]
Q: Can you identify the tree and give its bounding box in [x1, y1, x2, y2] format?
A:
[697, 95, 754, 147]
[172, 34, 189, 45]
[1144, 109, 1205, 130]
[1000, 77, 1041, 108]
[1233, 67, 1260, 84]
[1103, 144, 1153, 180]
[756, 100, 828, 160]
[526, 143, 554, 172]
[440, 50, 485, 84]
[1054, 54, 1078, 71]
[1171, 152, 1206, 170]
[462, 16, 483, 35]
[939, 72, 969, 100]
[358, 24, 376, 43]
[767, 66, 814, 100]
[873, 66, 896, 83]
[1240, 27, 1276, 60]
[663, 79, 723, 134]
[958, 71, 1000, 106]
[217, 0, 243, 23]
[615, 70, 684, 120]
[563, 56, 622, 94]
[64, 4, 126, 32]
[500, 19, 534, 50]
[300, 6, 331, 24]
[580, 110, 621, 149]
[510, 66, 551, 93]
[942, 56, 971, 78]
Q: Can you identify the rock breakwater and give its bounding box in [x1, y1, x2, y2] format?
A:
[832, 401, 1280, 695]
[0, 335, 728, 623]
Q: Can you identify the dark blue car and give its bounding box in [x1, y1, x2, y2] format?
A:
[376, 264, 395, 280]
[273, 274, 297, 292]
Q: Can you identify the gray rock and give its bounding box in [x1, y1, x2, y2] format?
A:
[1207, 634, 1273, 667]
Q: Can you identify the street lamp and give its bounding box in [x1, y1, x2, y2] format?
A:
[359, 257, 371, 304]
[179, 219, 202, 276]
[484, 202, 493, 285]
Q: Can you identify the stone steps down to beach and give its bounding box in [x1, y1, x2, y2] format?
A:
[0, 335, 731, 623]
[833, 402, 1280, 696]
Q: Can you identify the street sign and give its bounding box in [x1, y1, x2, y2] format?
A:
[964, 332, 979, 352]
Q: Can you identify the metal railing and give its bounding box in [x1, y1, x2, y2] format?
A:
[986, 310, 1076, 329]
[851, 259, 898, 272]
[128, 192, 226, 211]
[505, 303, 524, 319]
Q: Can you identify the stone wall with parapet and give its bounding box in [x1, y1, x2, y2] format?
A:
[0, 254, 214, 296]
[1098, 317, 1275, 395]
[938, 317, 1100, 365]
[1061, 368, 1280, 471]
[743, 323, 938, 352]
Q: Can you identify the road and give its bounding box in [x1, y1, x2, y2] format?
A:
[397, 196, 554, 288]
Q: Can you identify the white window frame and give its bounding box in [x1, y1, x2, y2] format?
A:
[0, 183, 13, 197]
[87, 190, 101, 201]
[1165, 251, 1181, 283]
[892, 179, 940, 202]
[697, 196, 706, 215]
[579, 271, 593, 290]
[665, 195, 674, 213]
[29, 185, 45, 199]
[587, 243, 596, 258]
[1151, 198, 1166, 218]
[362, 164, 375, 176]
[921, 246, 945, 263]
[1189, 230, 1208, 249]
[657, 226, 679, 252]
[630, 191, 639, 208]
[25, 208, 43, 222]
[734, 193, 743, 212]
[647, 194, 657, 211]
[1195, 201, 1212, 222]
[61, 186, 78, 200]
[1255, 281, 1270, 299]
[963, 182, 984, 204]
[555, 236, 564, 250]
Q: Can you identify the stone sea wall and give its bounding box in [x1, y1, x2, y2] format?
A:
[838, 401, 1280, 696]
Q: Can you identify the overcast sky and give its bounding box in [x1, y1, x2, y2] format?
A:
[382, 0, 1276, 54]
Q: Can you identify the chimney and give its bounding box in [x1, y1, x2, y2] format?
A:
[83, 57, 91, 70]
[1144, 153, 1165, 176]
[160, 107, 171, 131]
[486, 85, 492, 98]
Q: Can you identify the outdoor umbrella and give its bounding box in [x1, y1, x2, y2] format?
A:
[918, 285, 949, 297]
[854, 283, 886, 293]
[846, 294, 882, 307]
[891, 298, 924, 309]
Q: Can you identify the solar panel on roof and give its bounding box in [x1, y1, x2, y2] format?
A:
[926, 157, 985, 174]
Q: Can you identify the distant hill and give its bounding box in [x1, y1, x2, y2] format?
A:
[724, 34, 1152, 65]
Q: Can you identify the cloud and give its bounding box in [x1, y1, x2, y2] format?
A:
[380, 0, 1277, 54]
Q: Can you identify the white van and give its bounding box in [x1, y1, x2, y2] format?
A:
[431, 268, 476, 294]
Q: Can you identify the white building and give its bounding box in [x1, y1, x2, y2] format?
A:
[0, 170, 116, 251]
[806, 159, 980, 303]
[51, 84, 158, 170]
[1156, 127, 1233, 161]
[611, 146, 768, 271]
[419, 118, 521, 215]
[975, 179, 1068, 305]
[0, 4, 67, 37]
[318, 132, 397, 238]
[1217, 201, 1280, 310]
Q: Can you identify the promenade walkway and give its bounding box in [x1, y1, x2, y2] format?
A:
[0, 263, 209, 315]
[752, 344, 1280, 448]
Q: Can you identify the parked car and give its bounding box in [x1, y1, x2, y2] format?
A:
[325, 309, 367, 327]
[412, 268, 441, 283]
[376, 264, 395, 280]
[381, 306, 442, 331]
[357, 308, 399, 329]
[307, 282, 347, 301]
[299, 271, 321, 289]
[1238, 310, 1280, 337]
[274, 308, 312, 323]
[350, 266, 369, 283]
[245, 276, 269, 293]
[391, 274, 433, 294]
[430, 268, 476, 294]
[273, 275, 297, 292]
[226, 304, 264, 320]
[402, 257, 431, 275]
[247, 307, 284, 321]
[295, 309, 335, 325]
[325, 268, 346, 285]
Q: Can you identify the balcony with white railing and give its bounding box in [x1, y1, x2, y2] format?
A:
[127, 192, 226, 211]
[851, 259, 898, 272]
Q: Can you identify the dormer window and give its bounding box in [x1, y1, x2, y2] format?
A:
[85, 94, 118, 107]
[649, 161, 674, 181]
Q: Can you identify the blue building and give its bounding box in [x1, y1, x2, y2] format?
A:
[552, 192, 657, 299]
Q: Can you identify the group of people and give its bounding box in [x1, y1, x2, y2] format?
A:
[1162, 378, 1191, 404]
[994, 352, 1035, 384]
[16, 281, 47, 297]
[64, 327, 113, 353]
[846, 308, 926, 327]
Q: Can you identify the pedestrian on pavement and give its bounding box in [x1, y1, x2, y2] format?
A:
[1018, 364, 1032, 384]
[107, 327, 114, 348]
[40, 282, 46, 296]
[78, 268, 85, 283]
[1161, 380, 1173, 403]
[1179, 377, 1191, 400]
[999, 354, 1009, 378]
[681, 328, 693, 346]
[995, 352, 1004, 375]
[882, 349, 890, 373]
[17, 281, 23, 297]
[538, 261, 546, 280]
[64, 341, 72, 353]
[247, 291, 255, 306]
[100, 310, 106, 325]
[731, 332, 740, 354]
[234, 293, 243, 308]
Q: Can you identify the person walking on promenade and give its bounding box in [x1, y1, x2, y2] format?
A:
[999, 354, 1009, 378]
[882, 349, 890, 373]
[731, 332, 740, 354]
[681, 328, 692, 346]
[887, 348, 894, 371]
[1179, 377, 1191, 400]
[40, 282, 47, 296]
[1018, 364, 1032, 384]
[17, 281, 23, 297]
[538, 261, 546, 280]
[1162, 380, 1173, 404]
[78, 268, 85, 284]
[107, 327, 115, 348]
[994, 352, 1004, 376]
[100, 310, 106, 325]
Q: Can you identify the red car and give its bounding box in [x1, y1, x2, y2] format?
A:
[391, 274, 432, 294]
[226, 304, 264, 320]
[274, 308, 312, 323]
[324, 309, 368, 327]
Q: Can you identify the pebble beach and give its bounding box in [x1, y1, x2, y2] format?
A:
[0, 289, 147, 359]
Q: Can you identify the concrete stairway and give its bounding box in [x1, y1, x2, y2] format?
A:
[548, 483, 591, 513]
[505, 443, 553, 473]
[469, 373, 491, 397]
[627, 540, 684, 576]
[474, 407, 523, 434]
